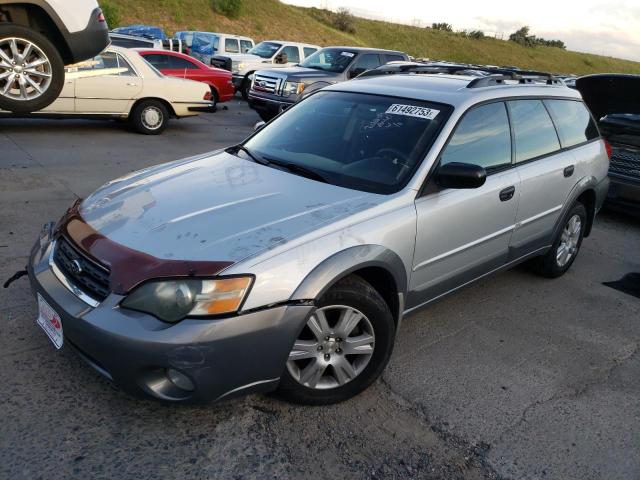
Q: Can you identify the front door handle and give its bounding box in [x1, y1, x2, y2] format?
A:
[499, 186, 516, 202]
[564, 165, 575, 177]
[126, 82, 138, 87]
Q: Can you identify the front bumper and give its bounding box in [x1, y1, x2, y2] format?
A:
[247, 92, 294, 120]
[27, 233, 313, 402]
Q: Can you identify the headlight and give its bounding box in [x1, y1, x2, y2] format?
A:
[282, 81, 305, 97]
[121, 277, 253, 323]
[232, 62, 245, 74]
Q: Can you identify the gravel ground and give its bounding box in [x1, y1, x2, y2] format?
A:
[1, 100, 638, 480]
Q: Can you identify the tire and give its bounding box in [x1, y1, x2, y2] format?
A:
[257, 110, 275, 122]
[240, 77, 250, 100]
[277, 275, 396, 405]
[531, 202, 587, 278]
[0, 24, 65, 113]
[130, 99, 169, 135]
[209, 88, 218, 109]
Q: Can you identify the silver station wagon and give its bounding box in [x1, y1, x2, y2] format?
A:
[28, 67, 610, 404]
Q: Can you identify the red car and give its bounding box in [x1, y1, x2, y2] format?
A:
[136, 49, 235, 106]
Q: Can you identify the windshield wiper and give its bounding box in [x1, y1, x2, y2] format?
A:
[265, 158, 330, 184]
[229, 145, 270, 166]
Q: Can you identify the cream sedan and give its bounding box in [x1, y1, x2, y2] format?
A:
[2, 45, 214, 134]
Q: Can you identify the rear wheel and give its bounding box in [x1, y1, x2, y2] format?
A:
[209, 87, 218, 109]
[0, 24, 64, 113]
[532, 202, 587, 278]
[277, 275, 395, 405]
[130, 99, 169, 135]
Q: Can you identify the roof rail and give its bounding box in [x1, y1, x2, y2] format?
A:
[467, 74, 565, 88]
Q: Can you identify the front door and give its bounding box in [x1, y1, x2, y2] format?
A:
[408, 101, 520, 309]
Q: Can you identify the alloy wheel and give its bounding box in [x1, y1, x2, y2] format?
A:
[286, 305, 375, 389]
[0, 37, 53, 101]
[556, 214, 582, 267]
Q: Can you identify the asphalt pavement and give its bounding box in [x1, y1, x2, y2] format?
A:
[1, 99, 638, 480]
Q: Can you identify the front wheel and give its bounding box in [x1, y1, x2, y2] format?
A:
[277, 275, 395, 405]
[130, 99, 169, 135]
[240, 77, 251, 100]
[0, 24, 65, 113]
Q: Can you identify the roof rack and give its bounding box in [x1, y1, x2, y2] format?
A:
[467, 74, 565, 88]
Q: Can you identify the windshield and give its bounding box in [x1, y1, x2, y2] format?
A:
[300, 48, 358, 73]
[248, 41, 282, 59]
[243, 91, 451, 194]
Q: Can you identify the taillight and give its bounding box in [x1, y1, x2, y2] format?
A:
[603, 139, 612, 159]
[97, 10, 106, 22]
[204, 91, 212, 101]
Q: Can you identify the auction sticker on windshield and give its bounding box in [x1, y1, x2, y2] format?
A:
[36, 294, 64, 349]
[386, 104, 440, 120]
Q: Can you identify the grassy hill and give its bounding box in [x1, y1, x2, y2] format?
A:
[101, 0, 640, 75]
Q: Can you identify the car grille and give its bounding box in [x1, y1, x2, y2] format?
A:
[252, 74, 282, 95]
[610, 147, 640, 180]
[53, 236, 111, 301]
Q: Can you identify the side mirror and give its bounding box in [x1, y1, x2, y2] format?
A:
[348, 67, 366, 79]
[254, 121, 266, 131]
[436, 162, 486, 189]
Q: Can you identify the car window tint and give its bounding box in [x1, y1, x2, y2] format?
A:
[441, 102, 511, 170]
[544, 99, 599, 148]
[352, 54, 382, 72]
[169, 56, 198, 69]
[303, 47, 318, 58]
[281, 46, 300, 63]
[240, 40, 253, 53]
[509, 100, 561, 162]
[143, 54, 170, 69]
[225, 38, 239, 53]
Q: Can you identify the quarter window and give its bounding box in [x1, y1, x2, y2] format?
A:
[225, 38, 239, 53]
[440, 102, 512, 170]
[508, 100, 561, 163]
[543, 99, 599, 148]
[281, 46, 300, 63]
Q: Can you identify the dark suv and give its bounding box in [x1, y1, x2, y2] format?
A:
[576, 74, 640, 215]
[248, 46, 409, 121]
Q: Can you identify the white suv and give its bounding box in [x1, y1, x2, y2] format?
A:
[0, 0, 109, 113]
[212, 40, 320, 99]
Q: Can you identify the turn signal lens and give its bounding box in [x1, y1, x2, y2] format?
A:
[603, 139, 612, 159]
[190, 277, 253, 315]
[204, 91, 212, 101]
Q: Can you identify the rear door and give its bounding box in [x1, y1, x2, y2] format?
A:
[74, 51, 143, 114]
[409, 101, 520, 307]
[347, 53, 382, 78]
[507, 99, 576, 257]
[281, 45, 302, 65]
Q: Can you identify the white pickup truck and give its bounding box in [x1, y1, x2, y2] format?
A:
[0, 0, 109, 112]
[212, 40, 320, 99]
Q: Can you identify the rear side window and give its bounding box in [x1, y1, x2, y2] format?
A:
[225, 38, 239, 53]
[508, 100, 561, 163]
[169, 56, 198, 69]
[441, 102, 512, 170]
[240, 40, 253, 53]
[544, 99, 599, 148]
[281, 46, 301, 63]
[352, 54, 382, 71]
[303, 47, 318, 58]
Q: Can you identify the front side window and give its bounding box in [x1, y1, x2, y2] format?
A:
[299, 48, 358, 73]
[169, 56, 198, 70]
[281, 46, 300, 63]
[544, 99, 599, 148]
[225, 38, 240, 53]
[508, 100, 561, 163]
[242, 91, 451, 194]
[440, 102, 511, 171]
[248, 41, 282, 58]
[240, 40, 253, 53]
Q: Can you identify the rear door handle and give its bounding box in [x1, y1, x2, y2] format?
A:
[564, 165, 575, 177]
[499, 186, 516, 202]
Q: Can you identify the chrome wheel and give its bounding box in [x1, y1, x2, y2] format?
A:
[141, 106, 163, 130]
[286, 305, 375, 390]
[0, 37, 53, 101]
[556, 214, 582, 267]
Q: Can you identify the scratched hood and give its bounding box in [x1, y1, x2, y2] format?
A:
[80, 151, 381, 263]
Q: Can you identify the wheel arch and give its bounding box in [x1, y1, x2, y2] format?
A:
[130, 97, 177, 118]
[291, 245, 408, 326]
[555, 176, 599, 240]
[0, 1, 72, 63]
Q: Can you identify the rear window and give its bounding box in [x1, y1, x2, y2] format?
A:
[243, 91, 452, 194]
[508, 100, 561, 163]
[544, 99, 599, 148]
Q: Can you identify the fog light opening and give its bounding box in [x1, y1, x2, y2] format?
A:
[166, 368, 195, 392]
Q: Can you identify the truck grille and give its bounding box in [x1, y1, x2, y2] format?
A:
[610, 146, 640, 180]
[53, 237, 111, 301]
[252, 74, 282, 95]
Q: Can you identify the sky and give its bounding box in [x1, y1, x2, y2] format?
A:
[282, 0, 640, 62]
